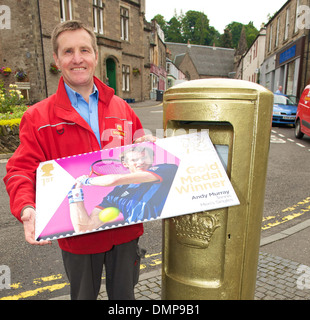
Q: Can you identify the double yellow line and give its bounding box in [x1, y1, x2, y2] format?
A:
[262, 197, 310, 230]
[0, 274, 68, 300]
[0, 253, 162, 300]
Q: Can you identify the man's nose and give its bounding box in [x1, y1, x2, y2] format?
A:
[72, 51, 83, 63]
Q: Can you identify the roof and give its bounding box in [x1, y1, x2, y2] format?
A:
[166, 42, 235, 77]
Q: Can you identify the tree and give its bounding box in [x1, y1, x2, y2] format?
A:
[181, 11, 210, 45]
[166, 16, 184, 43]
[150, 12, 259, 50]
[220, 28, 233, 48]
[244, 22, 259, 48]
[226, 21, 244, 48]
[226, 21, 259, 49]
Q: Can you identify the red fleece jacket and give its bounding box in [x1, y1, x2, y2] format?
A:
[3, 77, 144, 254]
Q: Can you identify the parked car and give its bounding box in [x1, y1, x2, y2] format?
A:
[272, 93, 298, 125]
[295, 85, 310, 139]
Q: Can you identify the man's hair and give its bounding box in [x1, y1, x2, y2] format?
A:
[120, 146, 154, 163]
[51, 20, 98, 55]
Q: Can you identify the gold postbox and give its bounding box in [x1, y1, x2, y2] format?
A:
[162, 79, 273, 300]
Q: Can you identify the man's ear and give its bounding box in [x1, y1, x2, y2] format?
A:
[53, 52, 60, 69]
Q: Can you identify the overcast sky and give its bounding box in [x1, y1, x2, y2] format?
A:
[145, 0, 288, 33]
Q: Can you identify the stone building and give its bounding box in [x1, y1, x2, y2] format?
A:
[0, 0, 155, 103]
[260, 0, 310, 97]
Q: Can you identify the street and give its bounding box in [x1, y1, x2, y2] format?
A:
[0, 102, 310, 300]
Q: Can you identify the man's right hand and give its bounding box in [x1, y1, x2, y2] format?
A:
[21, 207, 52, 246]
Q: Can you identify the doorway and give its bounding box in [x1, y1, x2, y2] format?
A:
[106, 58, 117, 94]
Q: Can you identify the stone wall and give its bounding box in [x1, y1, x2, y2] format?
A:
[0, 124, 19, 154]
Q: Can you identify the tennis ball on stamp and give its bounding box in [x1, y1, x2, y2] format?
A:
[99, 207, 120, 223]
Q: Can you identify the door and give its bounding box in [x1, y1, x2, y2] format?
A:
[106, 58, 117, 94]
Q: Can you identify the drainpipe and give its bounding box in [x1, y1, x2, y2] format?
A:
[37, 0, 48, 98]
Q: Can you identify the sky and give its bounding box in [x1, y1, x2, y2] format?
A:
[145, 0, 288, 33]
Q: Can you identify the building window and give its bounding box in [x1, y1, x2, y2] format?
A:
[275, 18, 280, 47]
[93, 0, 104, 34]
[120, 7, 129, 41]
[60, 0, 72, 22]
[122, 65, 130, 92]
[268, 25, 273, 52]
[284, 7, 290, 40]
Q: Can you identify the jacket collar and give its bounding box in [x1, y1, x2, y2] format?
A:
[54, 76, 115, 127]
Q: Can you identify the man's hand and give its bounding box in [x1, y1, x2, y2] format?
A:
[21, 207, 52, 246]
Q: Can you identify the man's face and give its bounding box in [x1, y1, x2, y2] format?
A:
[123, 151, 153, 173]
[53, 29, 98, 93]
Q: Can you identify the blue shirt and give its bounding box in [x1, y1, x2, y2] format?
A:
[64, 83, 101, 147]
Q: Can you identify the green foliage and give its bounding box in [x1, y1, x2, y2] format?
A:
[0, 81, 28, 119]
[0, 105, 28, 120]
[152, 11, 259, 49]
[0, 82, 25, 113]
[166, 16, 183, 43]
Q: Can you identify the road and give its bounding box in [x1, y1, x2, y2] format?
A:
[0, 102, 309, 300]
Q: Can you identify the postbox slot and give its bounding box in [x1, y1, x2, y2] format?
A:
[166, 120, 234, 175]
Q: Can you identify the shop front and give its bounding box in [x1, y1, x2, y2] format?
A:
[275, 36, 305, 98]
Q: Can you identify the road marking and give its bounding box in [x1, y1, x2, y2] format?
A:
[270, 131, 310, 152]
[0, 283, 69, 300]
[296, 143, 306, 148]
[270, 135, 286, 143]
[262, 197, 310, 230]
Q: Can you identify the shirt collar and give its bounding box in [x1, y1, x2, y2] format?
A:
[64, 82, 98, 106]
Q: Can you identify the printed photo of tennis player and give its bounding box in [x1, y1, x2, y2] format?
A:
[68, 145, 179, 234]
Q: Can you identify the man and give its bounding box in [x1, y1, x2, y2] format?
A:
[275, 85, 283, 94]
[69, 146, 178, 233]
[3, 20, 153, 300]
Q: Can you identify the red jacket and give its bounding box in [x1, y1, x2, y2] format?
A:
[4, 77, 144, 254]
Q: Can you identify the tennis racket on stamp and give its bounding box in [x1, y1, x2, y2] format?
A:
[88, 159, 127, 223]
[89, 159, 129, 177]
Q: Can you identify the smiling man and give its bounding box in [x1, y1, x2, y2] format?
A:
[52, 26, 98, 101]
[4, 20, 154, 300]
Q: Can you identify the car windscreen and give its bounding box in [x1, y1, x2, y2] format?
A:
[274, 95, 295, 106]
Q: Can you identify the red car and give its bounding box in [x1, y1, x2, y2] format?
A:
[295, 85, 310, 139]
